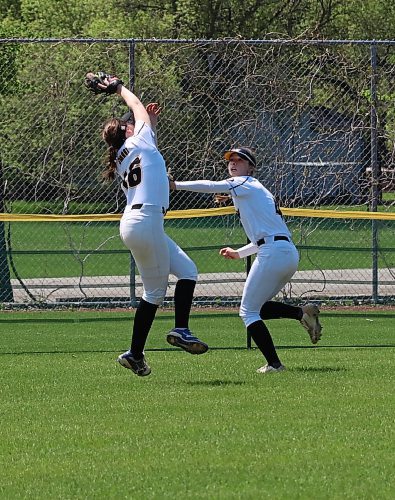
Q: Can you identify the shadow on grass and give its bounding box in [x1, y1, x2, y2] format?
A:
[0, 344, 394, 356]
[186, 380, 246, 387]
[279, 344, 395, 349]
[0, 347, 246, 356]
[291, 366, 347, 373]
[0, 312, 238, 325]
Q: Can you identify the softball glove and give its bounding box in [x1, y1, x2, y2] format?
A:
[84, 71, 123, 95]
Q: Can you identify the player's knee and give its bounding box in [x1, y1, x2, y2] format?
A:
[239, 307, 260, 327]
[179, 272, 197, 282]
[180, 262, 198, 281]
[142, 288, 166, 305]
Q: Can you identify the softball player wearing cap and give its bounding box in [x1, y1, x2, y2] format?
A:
[171, 147, 322, 374]
[101, 80, 208, 377]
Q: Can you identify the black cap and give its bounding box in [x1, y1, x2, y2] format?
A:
[120, 111, 135, 123]
[224, 148, 256, 167]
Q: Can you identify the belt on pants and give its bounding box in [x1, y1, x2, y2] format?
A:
[257, 235, 290, 246]
[131, 203, 167, 215]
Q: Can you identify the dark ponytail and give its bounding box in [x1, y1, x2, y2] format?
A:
[102, 146, 118, 181]
[101, 118, 126, 182]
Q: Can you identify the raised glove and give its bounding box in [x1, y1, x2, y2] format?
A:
[84, 71, 123, 95]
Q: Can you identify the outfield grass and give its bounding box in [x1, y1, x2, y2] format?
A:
[0, 309, 394, 498]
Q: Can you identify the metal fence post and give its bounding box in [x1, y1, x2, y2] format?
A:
[370, 43, 379, 304]
[0, 157, 13, 302]
[128, 39, 139, 307]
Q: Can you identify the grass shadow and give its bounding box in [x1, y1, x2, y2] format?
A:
[279, 344, 395, 349]
[0, 344, 394, 356]
[0, 312, 239, 325]
[186, 380, 246, 387]
[322, 313, 395, 319]
[291, 366, 347, 373]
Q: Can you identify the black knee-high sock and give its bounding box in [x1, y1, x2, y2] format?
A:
[247, 320, 282, 367]
[130, 298, 158, 359]
[260, 301, 303, 321]
[174, 279, 196, 329]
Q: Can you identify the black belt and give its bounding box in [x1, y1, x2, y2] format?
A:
[257, 236, 290, 246]
[131, 204, 166, 215]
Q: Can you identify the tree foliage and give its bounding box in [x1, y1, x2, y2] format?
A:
[1, 0, 395, 40]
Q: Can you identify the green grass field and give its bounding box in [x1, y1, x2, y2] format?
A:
[1, 309, 394, 498]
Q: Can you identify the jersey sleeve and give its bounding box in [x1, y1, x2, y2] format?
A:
[175, 179, 235, 194]
[236, 242, 258, 258]
[129, 120, 156, 147]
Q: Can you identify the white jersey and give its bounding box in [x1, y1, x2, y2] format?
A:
[116, 120, 169, 210]
[175, 176, 291, 247]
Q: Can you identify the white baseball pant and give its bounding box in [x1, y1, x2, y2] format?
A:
[239, 240, 300, 327]
[120, 205, 197, 305]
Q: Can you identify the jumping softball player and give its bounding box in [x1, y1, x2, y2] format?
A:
[99, 77, 208, 377]
[171, 147, 322, 373]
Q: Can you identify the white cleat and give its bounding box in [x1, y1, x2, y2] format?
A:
[256, 364, 286, 374]
[301, 303, 323, 344]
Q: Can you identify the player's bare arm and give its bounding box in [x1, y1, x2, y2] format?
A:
[117, 84, 151, 126]
[85, 72, 151, 126]
[219, 247, 240, 259]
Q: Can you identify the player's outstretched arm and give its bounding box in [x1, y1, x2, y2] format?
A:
[173, 179, 231, 193]
[117, 84, 151, 126]
[84, 71, 151, 127]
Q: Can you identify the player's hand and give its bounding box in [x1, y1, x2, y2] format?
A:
[146, 102, 161, 127]
[214, 194, 231, 206]
[219, 247, 240, 259]
[167, 168, 176, 190]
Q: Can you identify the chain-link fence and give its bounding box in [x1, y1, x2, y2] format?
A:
[0, 38, 394, 306]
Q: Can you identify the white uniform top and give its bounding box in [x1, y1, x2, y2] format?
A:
[116, 120, 169, 211]
[175, 176, 291, 257]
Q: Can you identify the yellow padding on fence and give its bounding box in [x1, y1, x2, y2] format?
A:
[0, 206, 394, 222]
